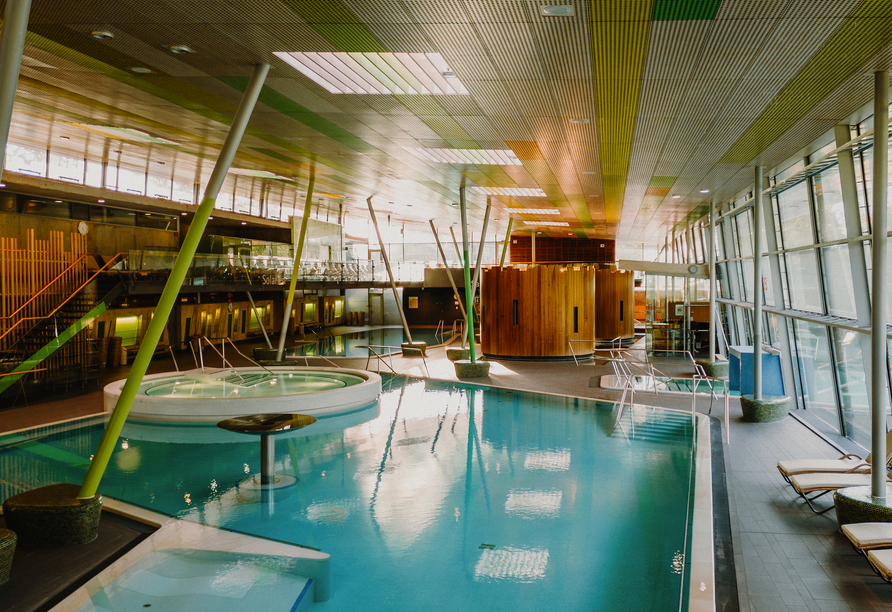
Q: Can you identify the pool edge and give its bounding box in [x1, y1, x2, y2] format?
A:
[689, 413, 716, 612]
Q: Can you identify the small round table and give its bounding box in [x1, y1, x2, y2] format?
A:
[217, 413, 317, 486]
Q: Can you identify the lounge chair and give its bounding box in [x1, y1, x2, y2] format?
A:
[777, 430, 892, 482]
[867, 549, 892, 583]
[840, 522, 892, 553]
[788, 472, 892, 514]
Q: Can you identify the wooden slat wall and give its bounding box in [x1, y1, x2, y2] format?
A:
[481, 265, 595, 358]
[594, 270, 635, 341]
[509, 236, 616, 263]
[0, 230, 88, 352]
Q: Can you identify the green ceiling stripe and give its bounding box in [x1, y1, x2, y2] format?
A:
[721, 0, 892, 165]
[279, 0, 387, 52]
[566, 194, 595, 228]
[591, 1, 653, 226]
[648, 176, 677, 189]
[652, 0, 722, 21]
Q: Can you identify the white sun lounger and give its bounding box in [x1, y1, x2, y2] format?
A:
[841, 522, 892, 552]
[788, 473, 890, 514]
[867, 549, 892, 582]
[777, 430, 892, 482]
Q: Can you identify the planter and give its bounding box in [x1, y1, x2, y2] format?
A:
[2, 483, 102, 546]
[740, 394, 790, 423]
[0, 529, 15, 584]
[454, 360, 490, 378]
[695, 358, 729, 379]
[446, 348, 470, 362]
[834, 485, 892, 527]
[401, 342, 427, 357]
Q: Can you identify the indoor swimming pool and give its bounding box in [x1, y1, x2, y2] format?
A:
[0, 375, 698, 611]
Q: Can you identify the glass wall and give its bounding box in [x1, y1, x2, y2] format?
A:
[711, 121, 892, 446]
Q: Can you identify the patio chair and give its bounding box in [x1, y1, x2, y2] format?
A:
[788, 472, 891, 514]
[840, 522, 892, 554]
[777, 429, 892, 482]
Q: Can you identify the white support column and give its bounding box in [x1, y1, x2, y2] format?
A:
[870, 70, 889, 500]
[753, 166, 764, 401]
[368, 196, 412, 343]
[0, 0, 32, 176]
[709, 202, 716, 363]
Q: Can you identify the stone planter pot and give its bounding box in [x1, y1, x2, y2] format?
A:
[695, 358, 729, 379]
[0, 529, 16, 584]
[2, 483, 102, 546]
[401, 342, 427, 357]
[740, 394, 790, 423]
[446, 348, 470, 362]
[454, 360, 490, 378]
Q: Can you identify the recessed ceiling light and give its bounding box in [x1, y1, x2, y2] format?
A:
[181, 212, 188, 216]
[541, 5, 575, 16]
[131, 67, 151, 74]
[168, 45, 194, 54]
[582, 171, 596, 175]
[513, 208, 560, 215]
[274, 51, 468, 95]
[524, 221, 570, 227]
[417, 147, 521, 166]
[55, 200, 63, 203]
[570, 119, 589, 124]
[59, 135, 70, 140]
[672, 194, 681, 199]
[208, 216, 214, 220]
[472, 187, 547, 197]
[90, 31, 115, 40]
[699, 189, 710, 193]
[241, 221, 247, 225]
[98, 199, 105, 203]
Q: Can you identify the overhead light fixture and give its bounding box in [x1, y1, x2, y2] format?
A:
[672, 194, 681, 199]
[181, 212, 188, 216]
[417, 148, 521, 166]
[66, 122, 179, 146]
[131, 67, 151, 74]
[569, 119, 589, 124]
[274, 51, 468, 95]
[512, 208, 560, 215]
[168, 45, 195, 54]
[90, 31, 115, 40]
[699, 189, 710, 193]
[208, 216, 214, 220]
[98, 199, 105, 203]
[582, 171, 596, 175]
[241, 221, 247, 225]
[525, 221, 570, 227]
[541, 5, 575, 16]
[472, 187, 547, 197]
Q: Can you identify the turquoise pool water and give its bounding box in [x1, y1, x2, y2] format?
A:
[290, 327, 447, 357]
[0, 375, 695, 611]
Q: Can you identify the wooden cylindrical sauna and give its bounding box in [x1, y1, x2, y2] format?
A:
[593, 269, 635, 344]
[481, 265, 596, 359]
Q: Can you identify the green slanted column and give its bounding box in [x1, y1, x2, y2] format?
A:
[78, 62, 270, 499]
[276, 174, 315, 361]
[454, 187, 489, 378]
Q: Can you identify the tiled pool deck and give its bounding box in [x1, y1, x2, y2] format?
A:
[4, 336, 892, 612]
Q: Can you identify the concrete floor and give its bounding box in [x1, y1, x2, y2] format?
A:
[3, 332, 892, 612]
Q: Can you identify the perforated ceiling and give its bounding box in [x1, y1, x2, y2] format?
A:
[2, 0, 891, 244]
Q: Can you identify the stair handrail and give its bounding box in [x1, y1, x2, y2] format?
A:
[0, 252, 127, 347]
[0, 253, 90, 322]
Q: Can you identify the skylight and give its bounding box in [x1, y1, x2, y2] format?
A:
[416, 148, 521, 165]
[512, 208, 560, 215]
[471, 187, 547, 197]
[274, 52, 468, 95]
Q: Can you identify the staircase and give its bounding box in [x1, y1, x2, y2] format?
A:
[0, 255, 125, 399]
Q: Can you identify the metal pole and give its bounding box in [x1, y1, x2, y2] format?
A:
[0, 0, 32, 177]
[430, 220, 468, 324]
[276, 175, 315, 359]
[709, 201, 716, 364]
[499, 218, 514, 267]
[247, 291, 272, 349]
[449, 226, 463, 263]
[752, 166, 763, 401]
[459, 187, 476, 362]
[368, 196, 412, 343]
[870, 69, 889, 501]
[463, 199, 491, 346]
[531, 232, 536, 263]
[79, 63, 271, 499]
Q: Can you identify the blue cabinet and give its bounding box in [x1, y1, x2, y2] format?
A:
[729, 345, 785, 395]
